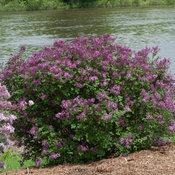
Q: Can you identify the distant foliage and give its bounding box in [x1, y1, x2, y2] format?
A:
[1, 35, 175, 166]
[0, 0, 65, 11]
[0, 0, 174, 11]
[0, 83, 16, 155]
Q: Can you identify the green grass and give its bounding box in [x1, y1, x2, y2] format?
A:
[0, 149, 34, 173]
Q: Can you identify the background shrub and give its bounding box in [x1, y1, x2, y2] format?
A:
[1, 35, 175, 166]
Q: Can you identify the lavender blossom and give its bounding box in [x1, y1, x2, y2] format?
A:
[120, 134, 134, 148]
[168, 120, 175, 133]
[35, 158, 41, 167]
[50, 152, 60, 160]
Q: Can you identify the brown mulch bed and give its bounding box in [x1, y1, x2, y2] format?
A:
[2, 144, 175, 175]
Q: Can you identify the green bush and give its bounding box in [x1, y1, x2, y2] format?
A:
[1, 35, 175, 167]
[0, 0, 26, 11]
[0, 0, 174, 11]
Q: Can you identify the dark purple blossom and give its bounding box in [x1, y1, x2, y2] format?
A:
[102, 113, 112, 121]
[0, 162, 4, 169]
[117, 117, 126, 127]
[155, 138, 172, 146]
[168, 120, 175, 133]
[78, 144, 89, 152]
[120, 134, 134, 148]
[29, 125, 38, 135]
[35, 158, 41, 167]
[50, 152, 60, 160]
[55, 141, 64, 148]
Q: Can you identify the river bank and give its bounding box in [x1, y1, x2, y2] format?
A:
[0, 0, 175, 12]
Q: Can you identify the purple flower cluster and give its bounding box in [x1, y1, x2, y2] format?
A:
[120, 134, 134, 148]
[35, 158, 41, 168]
[168, 120, 175, 133]
[1, 35, 175, 115]
[78, 144, 89, 152]
[155, 138, 172, 146]
[56, 96, 95, 120]
[50, 152, 60, 160]
[0, 83, 16, 153]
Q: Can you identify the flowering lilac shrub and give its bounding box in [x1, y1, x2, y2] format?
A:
[1, 35, 175, 166]
[0, 83, 16, 155]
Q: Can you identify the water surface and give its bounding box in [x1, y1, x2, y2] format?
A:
[0, 7, 175, 72]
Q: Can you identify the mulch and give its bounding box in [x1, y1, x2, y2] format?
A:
[2, 144, 175, 175]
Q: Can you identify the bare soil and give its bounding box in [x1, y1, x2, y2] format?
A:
[2, 144, 175, 175]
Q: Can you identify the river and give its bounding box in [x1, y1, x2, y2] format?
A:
[0, 7, 175, 72]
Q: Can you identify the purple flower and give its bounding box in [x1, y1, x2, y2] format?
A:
[55, 111, 69, 119]
[35, 158, 41, 167]
[42, 140, 49, 151]
[110, 85, 121, 95]
[77, 111, 86, 120]
[140, 89, 150, 102]
[100, 81, 108, 87]
[89, 76, 98, 81]
[32, 80, 40, 85]
[93, 51, 100, 57]
[8, 114, 17, 124]
[96, 92, 108, 101]
[50, 152, 60, 160]
[55, 141, 63, 148]
[156, 115, 164, 124]
[168, 120, 175, 133]
[107, 100, 118, 110]
[0, 162, 4, 169]
[63, 72, 72, 78]
[0, 123, 15, 134]
[0, 84, 10, 99]
[117, 117, 126, 127]
[75, 82, 83, 88]
[0, 113, 6, 121]
[102, 113, 112, 121]
[61, 100, 71, 109]
[0, 84, 16, 153]
[50, 66, 60, 74]
[29, 125, 38, 135]
[40, 93, 47, 100]
[120, 134, 134, 148]
[78, 144, 89, 152]
[18, 100, 27, 110]
[146, 113, 153, 120]
[155, 138, 172, 146]
[87, 98, 95, 104]
[0, 101, 13, 110]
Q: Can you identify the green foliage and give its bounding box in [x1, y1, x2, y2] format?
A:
[0, 0, 65, 11]
[0, 0, 26, 11]
[0, 0, 174, 11]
